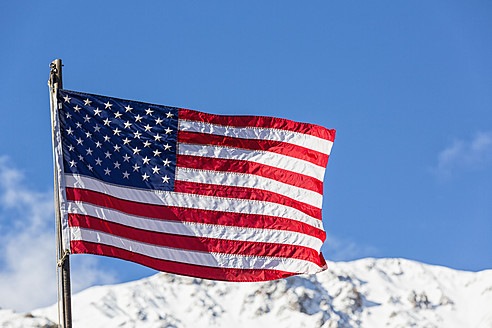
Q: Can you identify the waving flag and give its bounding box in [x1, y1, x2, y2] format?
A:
[53, 89, 335, 282]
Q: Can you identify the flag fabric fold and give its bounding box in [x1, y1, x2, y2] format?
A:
[53, 89, 335, 282]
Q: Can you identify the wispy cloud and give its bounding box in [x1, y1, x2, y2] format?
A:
[322, 234, 380, 262]
[434, 131, 492, 178]
[0, 157, 117, 312]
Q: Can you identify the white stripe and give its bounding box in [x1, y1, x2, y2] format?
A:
[175, 167, 323, 209]
[70, 227, 324, 274]
[177, 144, 326, 181]
[65, 174, 323, 229]
[67, 201, 324, 249]
[179, 119, 333, 155]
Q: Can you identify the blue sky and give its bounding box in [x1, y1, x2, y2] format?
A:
[0, 1, 491, 311]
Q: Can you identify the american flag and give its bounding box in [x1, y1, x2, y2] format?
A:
[53, 89, 335, 282]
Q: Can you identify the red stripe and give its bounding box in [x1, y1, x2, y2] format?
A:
[176, 155, 323, 194]
[179, 108, 336, 141]
[178, 131, 329, 167]
[71, 241, 296, 282]
[66, 188, 326, 241]
[319, 252, 327, 268]
[174, 180, 321, 219]
[69, 214, 323, 264]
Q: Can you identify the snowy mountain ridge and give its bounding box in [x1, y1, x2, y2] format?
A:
[1, 258, 491, 328]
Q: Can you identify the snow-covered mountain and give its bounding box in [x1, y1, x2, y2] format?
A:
[2, 258, 491, 328]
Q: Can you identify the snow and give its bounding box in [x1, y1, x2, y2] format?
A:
[1, 258, 491, 327]
[0, 309, 56, 328]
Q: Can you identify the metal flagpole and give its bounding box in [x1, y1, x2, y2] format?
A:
[49, 59, 73, 328]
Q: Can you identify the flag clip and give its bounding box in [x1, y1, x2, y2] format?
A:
[57, 249, 70, 267]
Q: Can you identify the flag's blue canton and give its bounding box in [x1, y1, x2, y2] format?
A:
[58, 90, 178, 191]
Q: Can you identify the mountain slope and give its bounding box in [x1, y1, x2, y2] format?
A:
[3, 258, 491, 328]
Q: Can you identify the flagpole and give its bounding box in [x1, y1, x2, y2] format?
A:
[49, 59, 73, 328]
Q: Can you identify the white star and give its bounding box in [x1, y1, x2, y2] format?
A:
[114, 161, 121, 169]
[105, 151, 112, 158]
[132, 147, 141, 155]
[113, 128, 121, 136]
[166, 111, 174, 118]
[163, 143, 171, 151]
[95, 141, 102, 148]
[144, 124, 152, 132]
[103, 118, 111, 126]
[68, 145, 75, 152]
[93, 108, 102, 116]
[86, 148, 93, 156]
[87, 164, 93, 171]
[104, 101, 112, 109]
[162, 175, 170, 183]
[114, 111, 123, 119]
[134, 114, 143, 122]
[154, 134, 162, 141]
[103, 135, 111, 142]
[124, 121, 132, 129]
[73, 105, 81, 112]
[123, 154, 131, 162]
[133, 131, 142, 139]
[164, 127, 173, 134]
[132, 163, 140, 172]
[113, 144, 121, 152]
[123, 171, 130, 179]
[66, 127, 74, 135]
[163, 158, 171, 166]
[78, 154, 84, 161]
[122, 138, 131, 145]
[75, 122, 82, 129]
[152, 166, 161, 174]
[85, 131, 92, 138]
[142, 156, 151, 165]
[84, 99, 92, 106]
[83, 115, 91, 123]
[124, 105, 133, 112]
[63, 95, 71, 103]
[104, 168, 111, 175]
[143, 140, 151, 148]
[142, 173, 150, 181]
[66, 112, 72, 119]
[145, 108, 154, 116]
[76, 138, 83, 145]
[69, 160, 76, 167]
[95, 157, 102, 165]
[153, 149, 162, 157]
[94, 125, 101, 132]
[155, 117, 163, 125]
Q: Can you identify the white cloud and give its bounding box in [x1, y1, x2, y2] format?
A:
[435, 131, 492, 178]
[322, 234, 380, 262]
[0, 157, 117, 312]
